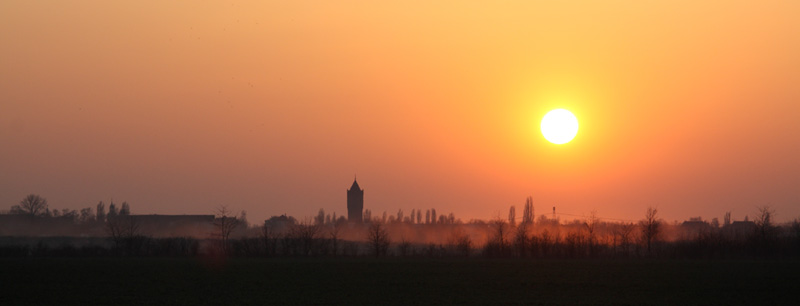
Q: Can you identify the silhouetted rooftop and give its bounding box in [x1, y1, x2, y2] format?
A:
[349, 179, 361, 191]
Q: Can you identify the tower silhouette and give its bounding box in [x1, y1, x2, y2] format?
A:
[347, 178, 364, 223]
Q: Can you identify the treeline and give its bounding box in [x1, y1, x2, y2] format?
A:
[0, 194, 134, 237]
[479, 207, 800, 259]
[7, 194, 131, 222]
[2, 194, 800, 259]
[245, 206, 800, 259]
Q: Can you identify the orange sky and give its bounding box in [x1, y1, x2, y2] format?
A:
[2, 1, 799, 223]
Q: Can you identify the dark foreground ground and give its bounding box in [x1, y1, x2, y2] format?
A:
[1, 257, 798, 305]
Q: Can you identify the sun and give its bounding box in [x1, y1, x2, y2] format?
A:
[541, 109, 579, 144]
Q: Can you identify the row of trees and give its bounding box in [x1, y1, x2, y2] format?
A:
[218, 204, 797, 259]
[4, 194, 800, 259]
[360, 208, 458, 225]
[8, 194, 132, 223]
[306, 207, 461, 228]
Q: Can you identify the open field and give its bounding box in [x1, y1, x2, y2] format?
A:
[2, 258, 798, 305]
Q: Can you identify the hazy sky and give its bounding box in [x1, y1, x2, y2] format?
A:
[2, 1, 799, 223]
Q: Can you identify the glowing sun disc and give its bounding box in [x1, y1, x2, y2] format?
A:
[541, 109, 579, 144]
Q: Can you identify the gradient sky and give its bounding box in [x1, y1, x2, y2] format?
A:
[2, 1, 799, 224]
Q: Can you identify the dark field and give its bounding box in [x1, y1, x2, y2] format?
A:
[2, 258, 798, 305]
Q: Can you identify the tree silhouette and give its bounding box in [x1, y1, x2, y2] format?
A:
[522, 196, 534, 224]
[640, 207, 661, 255]
[612, 222, 635, 257]
[454, 232, 472, 257]
[513, 222, 529, 257]
[239, 211, 249, 228]
[79, 207, 94, 223]
[261, 222, 276, 256]
[753, 206, 777, 252]
[488, 218, 509, 257]
[754, 206, 775, 236]
[329, 220, 343, 256]
[213, 205, 240, 255]
[368, 222, 390, 257]
[106, 214, 142, 253]
[508, 206, 516, 227]
[120, 202, 131, 215]
[291, 220, 321, 256]
[108, 202, 118, 219]
[315, 209, 325, 225]
[10, 194, 49, 218]
[96, 201, 106, 223]
[584, 211, 599, 256]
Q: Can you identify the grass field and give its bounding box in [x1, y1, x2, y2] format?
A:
[2, 257, 798, 305]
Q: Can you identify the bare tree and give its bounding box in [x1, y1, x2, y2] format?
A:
[513, 222, 529, 257]
[261, 222, 276, 256]
[584, 211, 599, 256]
[10, 194, 49, 218]
[535, 229, 553, 257]
[612, 222, 635, 257]
[488, 218, 509, 256]
[447, 227, 473, 257]
[213, 205, 240, 255]
[292, 220, 322, 256]
[455, 233, 473, 257]
[329, 220, 343, 256]
[508, 205, 516, 227]
[367, 221, 390, 257]
[106, 215, 142, 253]
[639, 207, 661, 255]
[754, 206, 777, 245]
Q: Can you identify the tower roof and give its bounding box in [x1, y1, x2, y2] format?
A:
[349, 179, 361, 191]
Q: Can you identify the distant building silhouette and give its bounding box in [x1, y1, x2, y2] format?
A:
[264, 214, 296, 233]
[681, 217, 712, 239]
[130, 214, 214, 237]
[347, 178, 364, 223]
